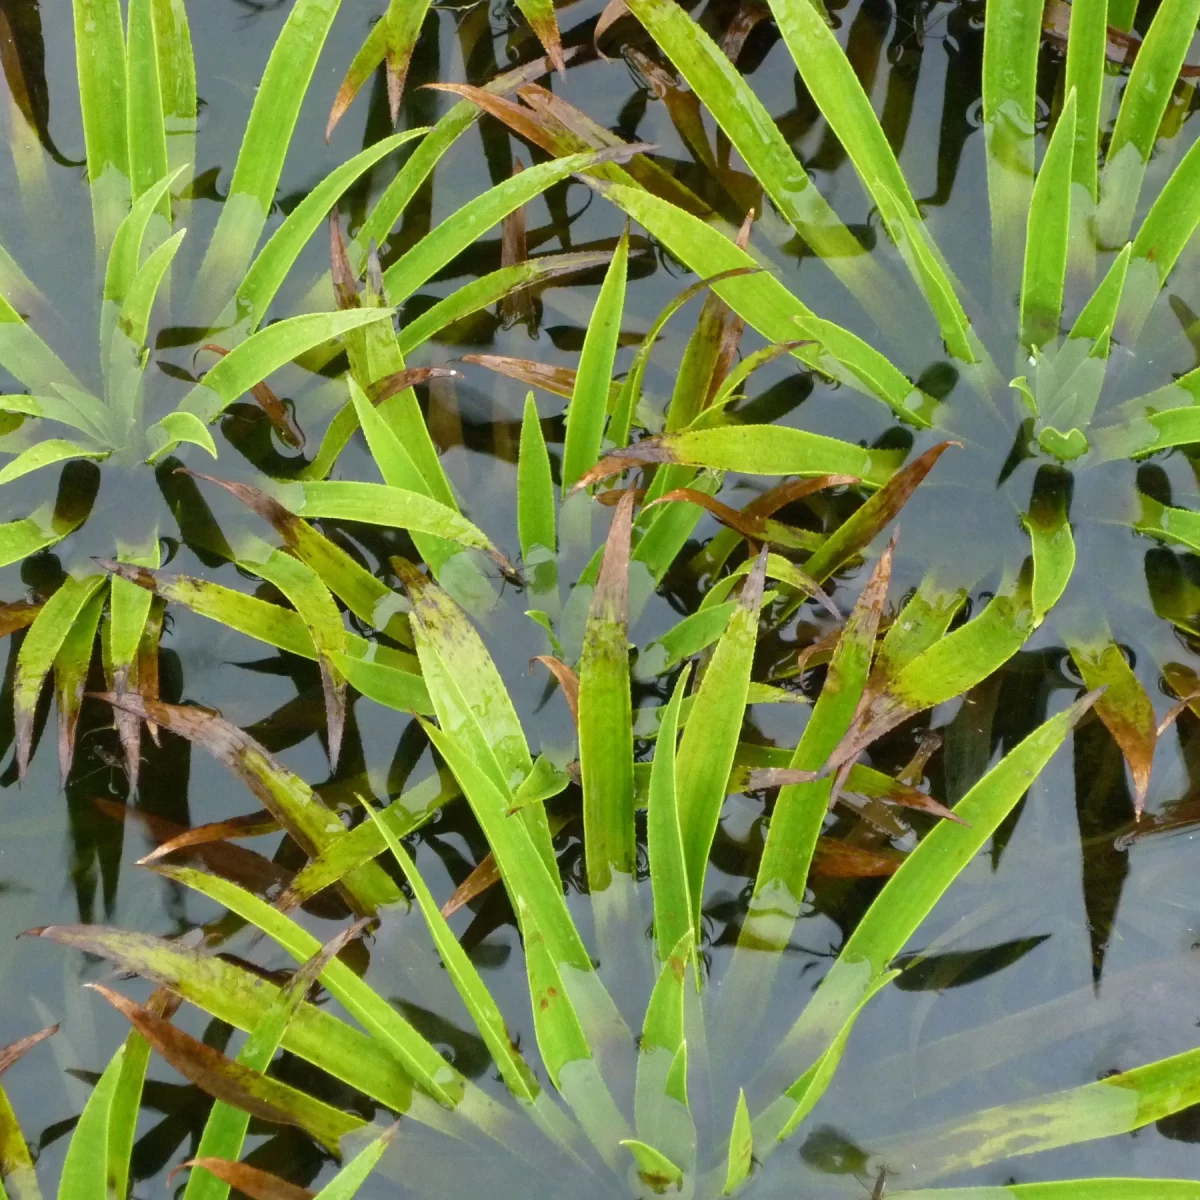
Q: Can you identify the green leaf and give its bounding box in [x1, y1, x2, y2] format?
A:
[519, 901, 631, 1171]
[126, 0, 169, 208]
[400, 563, 556, 879]
[675, 549, 767, 930]
[281, 480, 507, 567]
[770, 970, 898, 1144]
[234, 129, 428, 331]
[562, 228, 628, 489]
[72, 0, 128, 251]
[90, 982, 364, 1155]
[151, 0, 195, 176]
[176, 310, 395, 425]
[518, 391, 556, 562]
[741, 540, 892, 956]
[56, 1043, 125, 1200]
[1070, 242, 1131, 344]
[32, 926, 421, 1116]
[1020, 90, 1076, 350]
[0, 440, 108, 486]
[0, 393, 109, 442]
[238, 546, 348, 767]
[346, 379, 466, 580]
[146, 410, 217, 461]
[107, 1004, 160, 1200]
[395, 252, 611, 359]
[981, 0, 1041, 284]
[619, 1139, 684, 1194]
[0, 291, 85, 395]
[1025, 465, 1076, 623]
[0, 1076, 40, 1200]
[592, 183, 930, 423]
[365, 806, 566, 1128]
[198, 0, 341, 293]
[513, 0, 564, 72]
[101, 168, 182, 334]
[722, 1090, 753, 1195]
[312, 1125, 399, 1200]
[184, 934, 349, 1200]
[1098, 0, 1200, 246]
[334, 646, 430, 713]
[594, 425, 896, 488]
[634, 932, 695, 1177]
[417, 715, 593, 976]
[154, 866, 468, 1110]
[621, 0, 905, 323]
[382, 148, 647, 307]
[761, 690, 1098, 1141]
[886, 1046, 1200, 1185]
[1063, 0, 1107, 200]
[764, 0, 965, 344]
[803, 442, 953, 584]
[15, 574, 107, 777]
[112, 224, 185, 353]
[579, 491, 636, 889]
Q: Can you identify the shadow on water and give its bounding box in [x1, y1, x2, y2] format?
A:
[2, 0, 1200, 1193]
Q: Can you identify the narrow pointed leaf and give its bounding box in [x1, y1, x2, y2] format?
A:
[676, 548, 767, 927]
[579, 491, 636, 889]
[563, 228, 629, 489]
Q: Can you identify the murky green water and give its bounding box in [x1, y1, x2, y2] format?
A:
[3, 0, 1200, 1193]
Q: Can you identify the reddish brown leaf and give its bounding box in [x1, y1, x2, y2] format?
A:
[137, 597, 164, 746]
[811, 837, 905, 878]
[721, 2, 771, 61]
[138, 809, 281, 865]
[740, 475, 861, 522]
[440, 854, 501, 918]
[369, 368, 461, 407]
[174, 1158, 313, 1200]
[520, 5, 565, 75]
[594, 0, 630, 53]
[93, 695, 360, 879]
[597, 487, 647, 507]
[87, 983, 363, 1154]
[462, 353, 622, 406]
[1071, 639, 1157, 816]
[531, 656, 580, 727]
[0, 1024, 57, 1076]
[424, 83, 586, 159]
[90, 796, 315, 909]
[500, 160, 534, 326]
[329, 209, 361, 310]
[199, 345, 304, 449]
[804, 441, 956, 582]
[0, 600, 40, 639]
[898, 731, 943, 786]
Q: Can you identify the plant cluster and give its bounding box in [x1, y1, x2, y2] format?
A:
[3, 0, 1200, 1196]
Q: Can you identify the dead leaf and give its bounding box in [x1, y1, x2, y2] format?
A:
[173, 1158, 313, 1200]
[87, 983, 363, 1155]
[199, 345, 304, 449]
[531, 656, 580, 727]
[0, 1024, 57, 1076]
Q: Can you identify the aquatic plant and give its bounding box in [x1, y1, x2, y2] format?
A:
[451, 0, 1200, 983]
[19, 526, 1200, 1197]
[0, 0, 620, 788]
[7, 0, 1200, 1194]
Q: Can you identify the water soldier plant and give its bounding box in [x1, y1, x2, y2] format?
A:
[0, 0, 633, 789]
[6, 0, 1200, 1195]
[19, 515, 1200, 1198]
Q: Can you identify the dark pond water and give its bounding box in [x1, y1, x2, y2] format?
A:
[4, 0, 1200, 1194]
